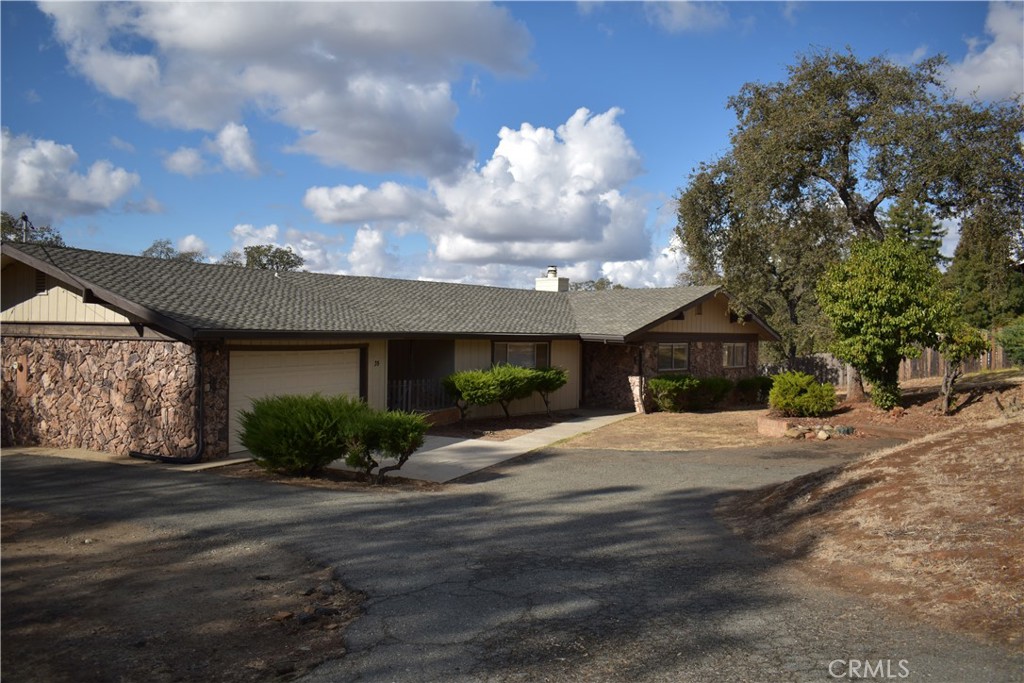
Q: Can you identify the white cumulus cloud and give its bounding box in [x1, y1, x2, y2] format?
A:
[163, 146, 206, 177]
[944, 1, 1024, 100]
[1, 128, 139, 224]
[39, 1, 532, 176]
[211, 122, 259, 175]
[177, 234, 208, 255]
[305, 107, 650, 273]
[645, 2, 729, 33]
[230, 223, 279, 247]
[304, 182, 444, 224]
[346, 226, 398, 276]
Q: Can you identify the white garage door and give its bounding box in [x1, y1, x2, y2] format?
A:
[228, 349, 362, 454]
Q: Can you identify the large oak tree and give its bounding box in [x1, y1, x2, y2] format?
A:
[676, 48, 1023, 368]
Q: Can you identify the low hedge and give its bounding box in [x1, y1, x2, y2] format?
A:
[238, 394, 427, 482]
[733, 376, 774, 404]
[648, 374, 735, 412]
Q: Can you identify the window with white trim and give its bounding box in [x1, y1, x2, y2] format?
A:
[493, 342, 550, 368]
[723, 342, 748, 368]
[657, 343, 689, 372]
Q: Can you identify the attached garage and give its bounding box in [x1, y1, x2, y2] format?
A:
[228, 348, 366, 454]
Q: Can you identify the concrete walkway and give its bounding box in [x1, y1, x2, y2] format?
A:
[327, 409, 635, 483]
[1, 410, 634, 482]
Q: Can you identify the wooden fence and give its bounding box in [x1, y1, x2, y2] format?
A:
[761, 335, 1010, 384]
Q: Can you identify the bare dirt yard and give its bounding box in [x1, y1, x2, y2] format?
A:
[1, 508, 362, 683]
[718, 372, 1024, 652]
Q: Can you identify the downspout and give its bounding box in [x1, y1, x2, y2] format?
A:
[129, 345, 205, 464]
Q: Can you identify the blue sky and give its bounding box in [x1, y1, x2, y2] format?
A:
[2, 1, 1021, 288]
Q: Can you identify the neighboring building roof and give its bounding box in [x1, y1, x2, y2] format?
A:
[1, 242, 781, 342]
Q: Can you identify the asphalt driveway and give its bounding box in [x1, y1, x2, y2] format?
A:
[2, 440, 1020, 682]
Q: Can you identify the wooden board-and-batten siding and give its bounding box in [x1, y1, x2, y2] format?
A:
[648, 293, 752, 336]
[1, 262, 130, 325]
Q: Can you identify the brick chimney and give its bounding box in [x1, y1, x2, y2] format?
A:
[535, 265, 569, 292]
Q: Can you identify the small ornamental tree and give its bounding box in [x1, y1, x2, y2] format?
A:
[937, 321, 989, 415]
[817, 236, 946, 410]
[443, 369, 501, 422]
[489, 364, 537, 418]
[532, 367, 568, 415]
[344, 410, 428, 484]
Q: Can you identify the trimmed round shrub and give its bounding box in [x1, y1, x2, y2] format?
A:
[239, 394, 371, 476]
[768, 371, 837, 417]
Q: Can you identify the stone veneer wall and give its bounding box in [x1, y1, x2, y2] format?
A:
[581, 342, 640, 411]
[1, 336, 230, 459]
[582, 339, 760, 413]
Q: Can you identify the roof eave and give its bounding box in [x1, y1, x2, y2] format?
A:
[2, 243, 197, 342]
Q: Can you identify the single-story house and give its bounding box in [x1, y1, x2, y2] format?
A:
[1, 243, 780, 459]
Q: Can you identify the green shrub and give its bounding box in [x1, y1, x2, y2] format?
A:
[997, 317, 1024, 368]
[768, 372, 837, 417]
[734, 376, 774, 404]
[239, 394, 427, 483]
[532, 367, 569, 415]
[443, 365, 569, 419]
[488, 363, 538, 418]
[239, 394, 371, 476]
[443, 369, 501, 421]
[345, 410, 428, 484]
[647, 375, 735, 412]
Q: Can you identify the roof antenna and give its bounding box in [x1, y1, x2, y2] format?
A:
[19, 212, 31, 242]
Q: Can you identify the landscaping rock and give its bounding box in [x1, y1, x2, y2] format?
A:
[784, 427, 806, 439]
[817, 430, 831, 441]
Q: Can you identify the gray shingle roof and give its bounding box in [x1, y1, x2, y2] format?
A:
[3, 243, 767, 341]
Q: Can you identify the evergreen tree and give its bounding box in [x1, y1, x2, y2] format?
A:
[947, 202, 1024, 329]
[883, 195, 949, 267]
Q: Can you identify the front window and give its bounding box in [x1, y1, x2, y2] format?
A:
[493, 342, 550, 368]
[657, 343, 689, 372]
[723, 342, 748, 368]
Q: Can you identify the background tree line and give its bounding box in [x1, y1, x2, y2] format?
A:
[2, 212, 304, 273]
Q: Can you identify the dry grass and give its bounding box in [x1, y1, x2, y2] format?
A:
[560, 409, 774, 451]
[720, 417, 1024, 651]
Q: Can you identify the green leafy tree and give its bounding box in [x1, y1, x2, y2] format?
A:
[1, 211, 66, 246]
[677, 48, 1022, 390]
[946, 202, 1024, 329]
[141, 238, 204, 262]
[723, 49, 1022, 237]
[676, 162, 847, 363]
[243, 244, 304, 271]
[883, 195, 949, 267]
[936, 320, 989, 415]
[817, 236, 948, 410]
